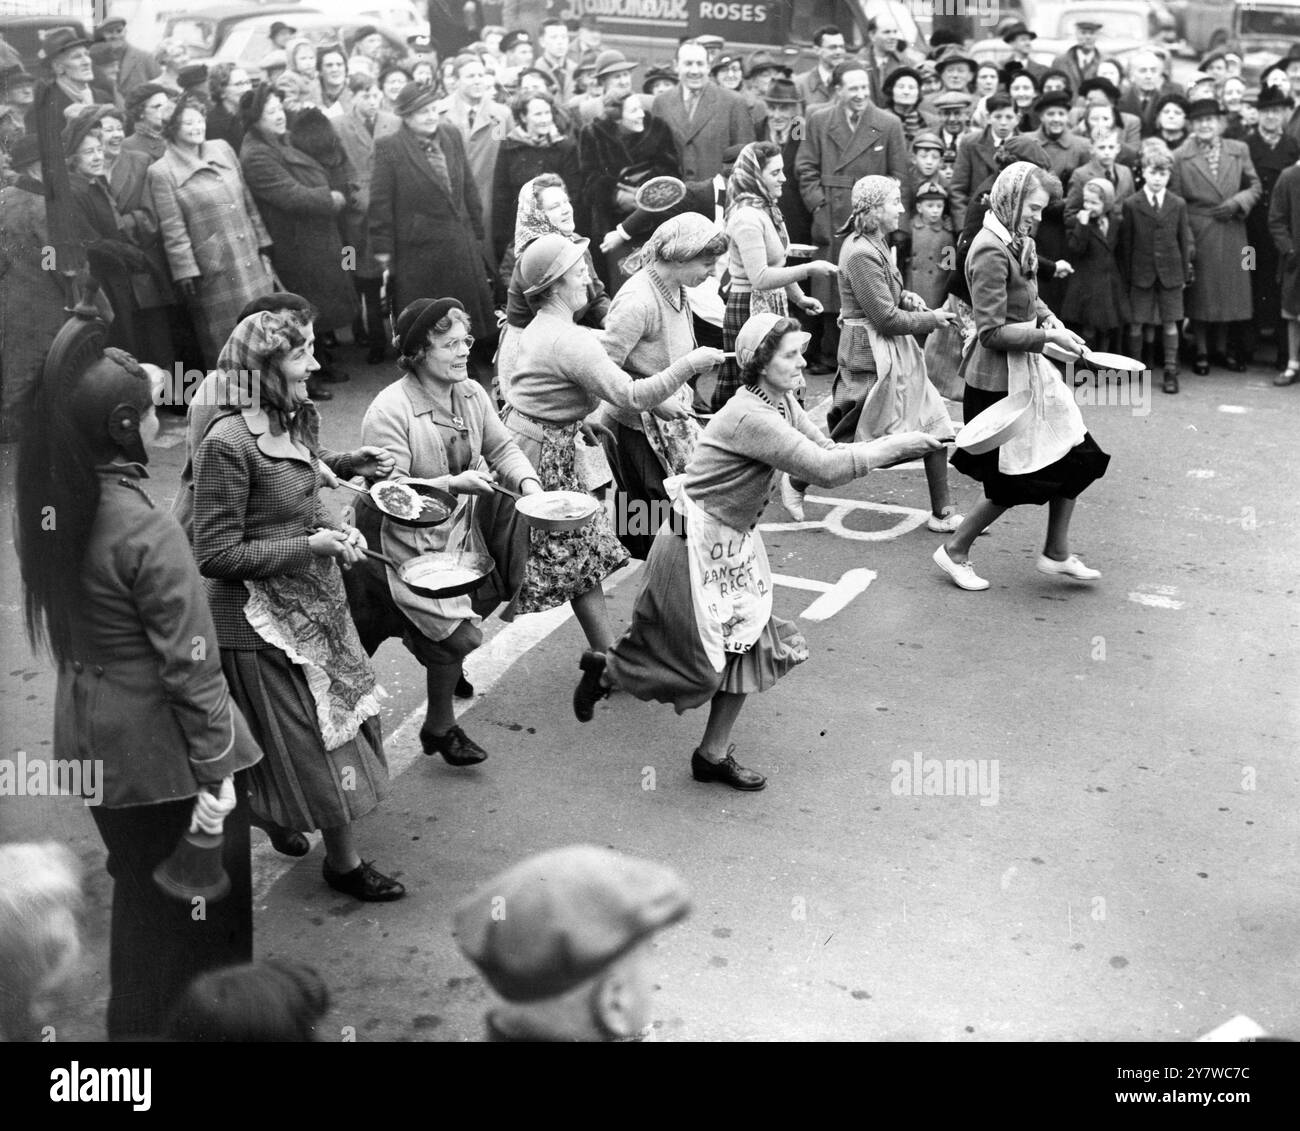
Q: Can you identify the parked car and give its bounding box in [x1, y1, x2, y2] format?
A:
[1177, 0, 1300, 69]
[970, 2, 1174, 73]
[157, 3, 306, 61]
[0, 14, 90, 72]
[204, 12, 413, 71]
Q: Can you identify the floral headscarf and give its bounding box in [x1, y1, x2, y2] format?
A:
[217, 311, 320, 447]
[621, 211, 726, 276]
[724, 141, 788, 246]
[513, 175, 578, 254]
[985, 160, 1044, 278]
[838, 174, 897, 240]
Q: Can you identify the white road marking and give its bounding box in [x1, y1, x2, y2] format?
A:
[252, 561, 641, 904]
[1217, 405, 1248, 414]
[796, 569, 876, 622]
[1127, 592, 1186, 610]
[762, 496, 930, 542]
[1186, 469, 1215, 479]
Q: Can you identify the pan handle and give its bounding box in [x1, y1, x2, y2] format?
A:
[359, 547, 402, 569]
[331, 480, 370, 496]
[488, 481, 523, 500]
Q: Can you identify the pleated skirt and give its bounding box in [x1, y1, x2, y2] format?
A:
[606, 528, 808, 714]
[222, 646, 389, 834]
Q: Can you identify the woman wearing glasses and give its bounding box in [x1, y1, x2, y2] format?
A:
[345, 298, 544, 766]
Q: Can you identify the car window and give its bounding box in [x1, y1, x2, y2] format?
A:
[166, 17, 217, 55]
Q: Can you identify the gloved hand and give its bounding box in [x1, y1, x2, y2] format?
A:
[190, 777, 236, 836]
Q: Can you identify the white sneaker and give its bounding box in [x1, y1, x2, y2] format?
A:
[927, 510, 965, 533]
[779, 474, 806, 521]
[933, 545, 989, 590]
[1037, 553, 1101, 581]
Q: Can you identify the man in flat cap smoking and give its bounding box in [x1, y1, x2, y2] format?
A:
[453, 845, 691, 1042]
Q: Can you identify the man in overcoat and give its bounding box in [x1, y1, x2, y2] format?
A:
[652, 40, 754, 182]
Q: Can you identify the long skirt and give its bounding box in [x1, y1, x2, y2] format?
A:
[607, 528, 807, 713]
[500, 415, 630, 618]
[221, 646, 389, 833]
[950, 384, 1111, 508]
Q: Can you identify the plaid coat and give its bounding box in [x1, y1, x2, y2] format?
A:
[192, 410, 334, 651]
[240, 127, 358, 331]
[148, 140, 275, 366]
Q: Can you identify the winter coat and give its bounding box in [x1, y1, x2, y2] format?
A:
[577, 114, 680, 250]
[148, 140, 275, 365]
[652, 82, 755, 181]
[1062, 214, 1128, 330]
[491, 130, 581, 264]
[368, 123, 495, 336]
[1170, 138, 1262, 322]
[1268, 164, 1300, 315]
[240, 126, 358, 331]
[334, 105, 402, 279]
[436, 95, 513, 252]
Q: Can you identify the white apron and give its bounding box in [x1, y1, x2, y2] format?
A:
[998, 325, 1086, 475]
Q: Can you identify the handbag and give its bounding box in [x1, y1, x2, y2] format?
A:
[615, 160, 661, 190]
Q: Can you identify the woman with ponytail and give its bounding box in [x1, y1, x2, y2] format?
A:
[15, 315, 262, 1039]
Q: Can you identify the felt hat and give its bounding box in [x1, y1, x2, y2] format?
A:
[1186, 97, 1225, 120]
[517, 233, 590, 297]
[453, 846, 690, 1003]
[1000, 21, 1037, 43]
[500, 30, 531, 55]
[1033, 89, 1072, 114]
[763, 77, 800, 106]
[642, 66, 677, 93]
[593, 50, 635, 79]
[1251, 84, 1293, 111]
[393, 298, 467, 356]
[392, 81, 439, 117]
[744, 50, 792, 80]
[709, 53, 742, 76]
[881, 65, 924, 101]
[1077, 76, 1121, 103]
[40, 27, 92, 61]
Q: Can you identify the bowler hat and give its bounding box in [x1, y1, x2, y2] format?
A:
[744, 50, 792, 80]
[40, 27, 92, 61]
[392, 81, 438, 117]
[881, 66, 924, 101]
[593, 49, 635, 79]
[1186, 97, 1224, 120]
[762, 77, 800, 106]
[518, 233, 590, 297]
[642, 66, 677, 93]
[453, 845, 690, 1003]
[1000, 21, 1037, 43]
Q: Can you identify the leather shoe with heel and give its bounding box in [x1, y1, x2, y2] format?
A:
[250, 815, 310, 857]
[322, 858, 405, 901]
[691, 745, 767, 791]
[420, 725, 488, 766]
[573, 650, 609, 722]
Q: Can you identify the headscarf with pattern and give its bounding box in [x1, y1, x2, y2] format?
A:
[216, 311, 320, 448]
[513, 175, 578, 254]
[838, 174, 897, 240]
[985, 160, 1044, 278]
[620, 211, 727, 276]
[724, 141, 788, 246]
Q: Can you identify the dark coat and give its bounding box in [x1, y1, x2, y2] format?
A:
[1062, 214, 1127, 330]
[1117, 190, 1195, 292]
[1268, 164, 1300, 315]
[1050, 46, 1102, 93]
[491, 132, 581, 264]
[239, 126, 358, 331]
[206, 102, 245, 153]
[577, 115, 680, 250]
[959, 226, 1052, 392]
[949, 127, 1002, 228]
[1117, 83, 1180, 137]
[652, 82, 755, 181]
[1169, 137, 1262, 321]
[796, 102, 908, 310]
[334, 105, 402, 278]
[368, 123, 495, 336]
[1245, 130, 1300, 320]
[760, 119, 813, 245]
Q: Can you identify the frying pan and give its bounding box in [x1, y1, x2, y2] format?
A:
[334, 477, 455, 528]
[954, 390, 1034, 454]
[484, 481, 601, 533]
[360, 546, 494, 599]
[1043, 342, 1145, 371]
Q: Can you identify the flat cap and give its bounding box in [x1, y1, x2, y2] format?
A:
[910, 129, 944, 151]
[453, 846, 690, 1003]
[932, 89, 972, 110]
[915, 179, 948, 201]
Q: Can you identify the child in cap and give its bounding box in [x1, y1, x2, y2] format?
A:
[1062, 177, 1129, 353]
[902, 129, 947, 217]
[1117, 138, 1195, 393]
[902, 180, 956, 312]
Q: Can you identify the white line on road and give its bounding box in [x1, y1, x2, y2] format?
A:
[1127, 592, 1186, 610]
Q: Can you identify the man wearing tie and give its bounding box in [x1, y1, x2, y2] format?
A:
[436, 55, 512, 259]
[796, 60, 907, 368]
[794, 25, 846, 111]
[652, 40, 754, 182]
[1118, 50, 1178, 136]
[1052, 20, 1104, 94]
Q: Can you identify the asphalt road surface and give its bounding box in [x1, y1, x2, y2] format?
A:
[2, 344, 1296, 1042]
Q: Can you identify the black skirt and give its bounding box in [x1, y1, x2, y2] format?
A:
[950, 384, 1110, 507]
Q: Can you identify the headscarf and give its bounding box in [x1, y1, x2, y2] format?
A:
[621, 211, 726, 276]
[513, 175, 577, 254]
[216, 311, 320, 447]
[837, 174, 896, 240]
[985, 160, 1043, 278]
[724, 141, 788, 246]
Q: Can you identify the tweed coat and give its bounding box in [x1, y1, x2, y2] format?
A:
[1169, 137, 1262, 321]
[368, 123, 494, 336]
[0, 178, 67, 430]
[1050, 46, 1102, 94]
[577, 114, 681, 251]
[192, 409, 333, 652]
[652, 82, 755, 181]
[240, 126, 357, 331]
[795, 102, 908, 311]
[949, 127, 1004, 229]
[491, 131, 581, 263]
[1116, 189, 1195, 291]
[1268, 163, 1300, 314]
[436, 95, 513, 253]
[116, 44, 162, 96]
[334, 105, 402, 279]
[794, 67, 833, 110]
[837, 232, 942, 376]
[149, 139, 275, 365]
